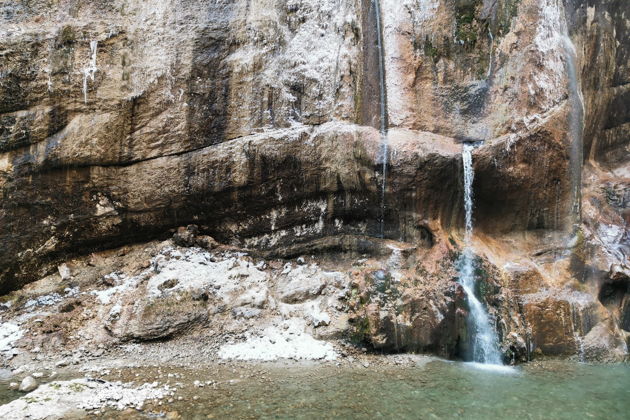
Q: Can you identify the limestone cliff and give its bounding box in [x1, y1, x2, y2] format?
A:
[0, 0, 628, 361]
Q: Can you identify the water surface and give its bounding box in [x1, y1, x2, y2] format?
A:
[2, 359, 629, 419]
[118, 359, 630, 419]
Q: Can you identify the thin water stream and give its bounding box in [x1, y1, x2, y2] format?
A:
[460, 144, 503, 364]
[561, 35, 584, 227]
[82, 40, 98, 104]
[373, 0, 388, 238]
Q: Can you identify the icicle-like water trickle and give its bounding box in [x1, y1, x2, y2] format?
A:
[82, 40, 98, 104]
[573, 331, 585, 363]
[561, 35, 584, 227]
[535, 0, 584, 232]
[460, 144, 503, 365]
[486, 30, 494, 79]
[373, 0, 388, 238]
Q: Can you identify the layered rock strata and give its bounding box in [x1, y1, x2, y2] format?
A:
[1, 0, 628, 361]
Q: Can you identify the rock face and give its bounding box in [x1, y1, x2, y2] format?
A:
[0, 0, 628, 362]
[346, 242, 468, 358]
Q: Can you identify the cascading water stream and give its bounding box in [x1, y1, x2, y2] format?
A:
[460, 143, 503, 365]
[82, 40, 98, 104]
[486, 30, 494, 79]
[561, 35, 584, 228]
[373, 0, 388, 238]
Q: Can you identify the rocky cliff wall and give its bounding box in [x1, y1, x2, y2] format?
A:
[0, 0, 628, 360]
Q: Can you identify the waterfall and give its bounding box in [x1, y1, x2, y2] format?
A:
[536, 0, 584, 230]
[82, 40, 98, 104]
[459, 143, 503, 365]
[373, 0, 388, 238]
[561, 35, 584, 227]
[486, 30, 494, 79]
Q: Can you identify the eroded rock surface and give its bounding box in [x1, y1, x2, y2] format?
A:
[0, 0, 628, 363]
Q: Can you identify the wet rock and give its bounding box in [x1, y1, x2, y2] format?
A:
[19, 376, 38, 392]
[0, 369, 12, 381]
[505, 265, 545, 294]
[349, 267, 469, 359]
[502, 332, 529, 364]
[582, 322, 629, 362]
[521, 290, 603, 358]
[622, 297, 630, 333]
[598, 274, 629, 308]
[522, 297, 578, 356]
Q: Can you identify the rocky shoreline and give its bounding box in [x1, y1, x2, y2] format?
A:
[1, 226, 627, 376]
[0, 0, 628, 417]
[0, 227, 627, 417]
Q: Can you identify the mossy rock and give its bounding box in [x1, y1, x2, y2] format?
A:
[455, 0, 482, 47]
[68, 382, 86, 392]
[423, 38, 440, 62]
[489, 0, 521, 36]
[348, 316, 371, 345]
[56, 26, 76, 47]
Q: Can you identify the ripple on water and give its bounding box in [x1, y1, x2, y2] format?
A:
[2, 360, 628, 419]
[462, 362, 520, 375]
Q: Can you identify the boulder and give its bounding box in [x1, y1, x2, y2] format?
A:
[19, 376, 38, 392]
[348, 263, 470, 359]
[277, 265, 330, 303]
[582, 322, 629, 362]
[106, 295, 208, 341]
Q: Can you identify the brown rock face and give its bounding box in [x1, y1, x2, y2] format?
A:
[1, 0, 628, 361]
[348, 266, 469, 358]
[523, 296, 581, 356]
